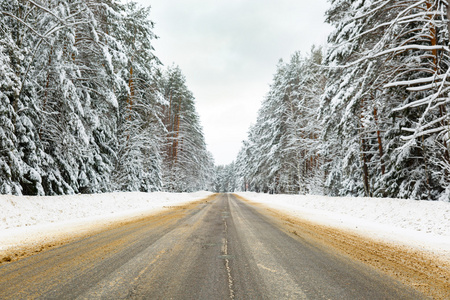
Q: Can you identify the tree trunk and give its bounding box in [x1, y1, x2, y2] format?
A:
[448, 3, 450, 36]
[40, 47, 53, 140]
[127, 64, 134, 115]
[126, 25, 137, 121]
[428, 1, 450, 171]
[426, 1, 438, 67]
[173, 98, 181, 165]
[373, 107, 385, 175]
[360, 99, 370, 197]
[361, 137, 371, 197]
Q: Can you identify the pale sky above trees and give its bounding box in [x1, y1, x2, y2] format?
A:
[134, 0, 332, 165]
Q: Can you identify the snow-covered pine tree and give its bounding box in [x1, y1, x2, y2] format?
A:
[323, 0, 450, 200]
[377, 0, 450, 200]
[33, 0, 102, 195]
[235, 126, 261, 192]
[284, 48, 325, 194]
[110, 1, 163, 192]
[1, 0, 51, 195]
[234, 137, 255, 192]
[0, 10, 22, 194]
[235, 49, 325, 194]
[321, 0, 383, 197]
[159, 65, 213, 192]
[213, 163, 237, 193]
[0, 0, 180, 194]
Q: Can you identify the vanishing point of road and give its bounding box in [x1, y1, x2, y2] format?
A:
[0, 194, 425, 299]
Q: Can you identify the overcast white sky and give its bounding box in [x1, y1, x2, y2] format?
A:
[133, 0, 333, 165]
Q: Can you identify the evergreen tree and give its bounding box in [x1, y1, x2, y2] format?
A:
[159, 65, 213, 192]
[323, 0, 450, 200]
[0, 0, 211, 195]
[235, 49, 325, 194]
[0, 11, 22, 194]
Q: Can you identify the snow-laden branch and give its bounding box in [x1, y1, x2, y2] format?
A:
[401, 125, 447, 141]
[334, 0, 440, 55]
[1, 11, 48, 40]
[335, 44, 450, 70]
[398, 68, 450, 143]
[384, 74, 449, 88]
[403, 114, 448, 134]
[376, 45, 450, 57]
[407, 82, 450, 92]
[25, 0, 66, 25]
[392, 89, 447, 111]
[351, 11, 443, 45]
[349, 0, 392, 22]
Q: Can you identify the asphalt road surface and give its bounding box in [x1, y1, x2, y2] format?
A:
[0, 193, 425, 299]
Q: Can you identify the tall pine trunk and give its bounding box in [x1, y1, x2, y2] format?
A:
[360, 98, 370, 197]
[373, 107, 385, 175]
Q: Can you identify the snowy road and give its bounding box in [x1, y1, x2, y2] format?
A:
[0, 194, 425, 299]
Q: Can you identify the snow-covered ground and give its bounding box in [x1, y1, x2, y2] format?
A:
[236, 192, 450, 258]
[0, 191, 212, 252]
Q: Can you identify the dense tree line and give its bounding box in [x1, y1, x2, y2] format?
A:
[0, 0, 213, 195]
[233, 48, 325, 195]
[4, 0, 450, 200]
[213, 163, 237, 193]
[231, 0, 450, 201]
[159, 66, 214, 192]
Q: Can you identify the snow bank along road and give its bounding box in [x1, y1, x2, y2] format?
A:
[0, 194, 440, 299]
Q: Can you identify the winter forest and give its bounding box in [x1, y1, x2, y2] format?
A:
[221, 0, 450, 201]
[2, 0, 450, 201]
[0, 0, 213, 195]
